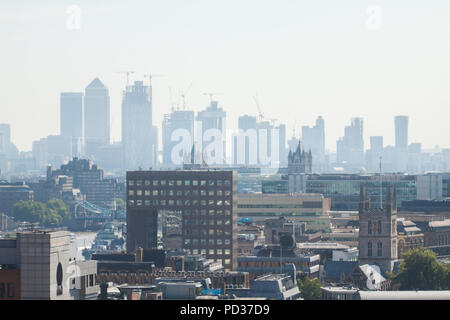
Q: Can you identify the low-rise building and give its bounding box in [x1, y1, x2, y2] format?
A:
[424, 219, 450, 247]
[226, 273, 301, 300]
[237, 193, 331, 231]
[0, 230, 98, 300]
[0, 182, 34, 216]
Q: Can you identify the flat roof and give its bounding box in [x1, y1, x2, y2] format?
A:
[358, 291, 450, 300]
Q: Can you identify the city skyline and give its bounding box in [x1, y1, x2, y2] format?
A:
[1, 1, 450, 152]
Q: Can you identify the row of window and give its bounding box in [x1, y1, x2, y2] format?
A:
[129, 189, 232, 197]
[184, 229, 232, 236]
[183, 246, 231, 256]
[184, 238, 231, 246]
[185, 218, 231, 226]
[129, 199, 232, 207]
[129, 179, 231, 187]
[0, 283, 15, 298]
[184, 209, 231, 216]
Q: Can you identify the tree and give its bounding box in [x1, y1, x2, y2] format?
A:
[390, 248, 449, 290]
[47, 199, 71, 222]
[297, 276, 322, 300]
[12, 199, 71, 226]
[115, 198, 126, 212]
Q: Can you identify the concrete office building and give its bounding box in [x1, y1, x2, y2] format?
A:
[0, 230, 98, 300]
[84, 78, 110, 156]
[237, 193, 330, 230]
[60, 92, 83, 157]
[126, 170, 238, 270]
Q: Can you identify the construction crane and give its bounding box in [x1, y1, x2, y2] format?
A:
[180, 82, 194, 110]
[143, 73, 164, 86]
[203, 92, 223, 103]
[253, 94, 277, 124]
[169, 87, 175, 112]
[117, 71, 135, 86]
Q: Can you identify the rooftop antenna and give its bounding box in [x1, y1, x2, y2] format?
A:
[380, 156, 383, 209]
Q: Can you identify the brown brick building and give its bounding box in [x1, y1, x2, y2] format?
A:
[126, 170, 238, 270]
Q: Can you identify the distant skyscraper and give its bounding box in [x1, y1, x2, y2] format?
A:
[233, 116, 285, 168]
[336, 117, 364, 170]
[366, 136, 383, 172]
[395, 116, 408, 150]
[302, 116, 325, 172]
[233, 115, 257, 166]
[84, 78, 110, 148]
[60, 92, 83, 157]
[394, 116, 408, 172]
[0, 124, 18, 159]
[162, 110, 195, 167]
[122, 80, 157, 170]
[197, 100, 227, 164]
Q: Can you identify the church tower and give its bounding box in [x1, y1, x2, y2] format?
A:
[358, 183, 398, 273]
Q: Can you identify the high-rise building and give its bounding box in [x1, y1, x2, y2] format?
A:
[60, 92, 83, 157]
[122, 81, 157, 170]
[233, 116, 286, 168]
[302, 116, 325, 171]
[162, 110, 195, 167]
[126, 170, 238, 270]
[358, 184, 398, 273]
[233, 115, 257, 166]
[197, 100, 227, 165]
[366, 136, 383, 172]
[84, 78, 110, 151]
[395, 116, 409, 172]
[32, 135, 73, 170]
[395, 116, 408, 150]
[49, 157, 120, 209]
[336, 118, 364, 170]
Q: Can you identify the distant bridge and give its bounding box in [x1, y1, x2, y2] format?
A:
[74, 201, 126, 221]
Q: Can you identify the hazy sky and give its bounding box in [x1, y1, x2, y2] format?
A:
[1, 0, 450, 153]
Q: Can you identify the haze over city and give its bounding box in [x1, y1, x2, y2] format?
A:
[2, 0, 450, 307]
[1, 0, 450, 152]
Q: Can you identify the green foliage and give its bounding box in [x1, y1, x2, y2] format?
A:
[297, 276, 322, 300]
[115, 198, 126, 211]
[12, 199, 71, 226]
[390, 248, 449, 290]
